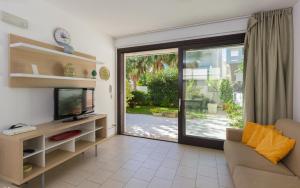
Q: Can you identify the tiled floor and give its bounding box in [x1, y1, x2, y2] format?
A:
[0, 135, 234, 188]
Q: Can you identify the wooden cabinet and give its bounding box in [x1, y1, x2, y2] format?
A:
[0, 114, 107, 185]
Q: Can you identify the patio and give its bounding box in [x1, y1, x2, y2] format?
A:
[125, 112, 230, 142]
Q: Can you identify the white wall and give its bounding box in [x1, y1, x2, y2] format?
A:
[0, 0, 116, 135]
[294, 1, 300, 121]
[115, 17, 248, 48]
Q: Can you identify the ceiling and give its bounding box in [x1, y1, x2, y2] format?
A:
[45, 0, 299, 38]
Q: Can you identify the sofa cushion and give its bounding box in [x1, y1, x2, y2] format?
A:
[233, 166, 300, 188]
[224, 140, 293, 176]
[275, 119, 300, 177]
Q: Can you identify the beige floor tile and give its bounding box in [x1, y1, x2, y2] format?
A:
[217, 164, 231, 177]
[130, 153, 149, 162]
[98, 161, 123, 172]
[181, 158, 199, 168]
[197, 166, 218, 179]
[155, 167, 176, 180]
[172, 176, 196, 188]
[100, 179, 124, 188]
[142, 159, 161, 170]
[47, 181, 75, 188]
[88, 169, 113, 184]
[161, 159, 180, 169]
[122, 160, 142, 171]
[125, 178, 149, 188]
[111, 168, 136, 183]
[133, 167, 156, 182]
[62, 170, 92, 186]
[196, 176, 219, 188]
[176, 166, 197, 179]
[218, 174, 234, 188]
[149, 152, 166, 162]
[76, 180, 100, 188]
[148, 177, 172, 188]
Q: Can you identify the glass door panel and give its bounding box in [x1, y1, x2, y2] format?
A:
[182, 45, 244, 141]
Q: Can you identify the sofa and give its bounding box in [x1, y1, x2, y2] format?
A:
[224, 119, 300, 188]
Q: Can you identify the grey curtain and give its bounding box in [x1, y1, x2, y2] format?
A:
[244, 8, 294, 124]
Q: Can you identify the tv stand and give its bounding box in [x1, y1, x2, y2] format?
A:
[62, 115, 90, 122]
[0, 114, 107, 188]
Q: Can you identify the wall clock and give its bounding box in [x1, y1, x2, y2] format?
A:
[99, 66, 110, 81]
[53, 27, 71, 46]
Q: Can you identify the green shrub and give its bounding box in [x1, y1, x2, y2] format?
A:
[186, 80, 202, 100]
[225, 102, 243, 128]
[219, 79, 233, 103]
[126, 80, 133, 108]
[128, 90, 150, 107]
[147, 68, 178, 108]
[150, 107, 177, 114]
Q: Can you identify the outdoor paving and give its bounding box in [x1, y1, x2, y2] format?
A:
[125, 112, 230, 142]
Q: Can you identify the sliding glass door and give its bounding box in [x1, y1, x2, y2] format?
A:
[179, 44, 244, 149]
[118, 33, 245, 149]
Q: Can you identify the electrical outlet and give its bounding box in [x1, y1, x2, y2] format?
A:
[1, 11, 28, 29]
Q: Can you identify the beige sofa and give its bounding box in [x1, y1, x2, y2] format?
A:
[224, 119, 300, 188]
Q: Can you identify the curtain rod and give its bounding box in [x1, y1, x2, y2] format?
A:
[116, 15, 250, 39]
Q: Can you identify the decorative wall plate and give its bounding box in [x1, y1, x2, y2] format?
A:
[99, 66, 110, 81]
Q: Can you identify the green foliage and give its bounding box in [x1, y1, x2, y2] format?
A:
[126, 53, 178, 85]
[219, 79, 233, 103]
[147, 68, 178, 108]
[186, 80, 202, 100]
[207, 79, 220, 92]
[137, 73, 150, 86]
[128, 90, 150, 107]
[150, 107, 177, 114]
[126, 106, 177, 115]
[126, 80, 133, 108]
[185, 96, 210, 113]
[225, 102, 244, 128]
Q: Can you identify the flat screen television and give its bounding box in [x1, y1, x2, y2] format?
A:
[54, 88, 94, 121]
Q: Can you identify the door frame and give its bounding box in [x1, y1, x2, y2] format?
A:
[117, 33, 245, 148]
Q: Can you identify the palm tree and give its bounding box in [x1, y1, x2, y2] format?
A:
[126, 52, 179, 89]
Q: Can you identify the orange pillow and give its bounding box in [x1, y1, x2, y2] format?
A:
[246, 125, 275, 148]
[242, 122, 259, 144]
[255, 129, 296, 164]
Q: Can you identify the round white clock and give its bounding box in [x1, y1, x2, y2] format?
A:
[53, 28, 71, 45]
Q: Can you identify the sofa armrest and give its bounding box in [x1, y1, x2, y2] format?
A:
[226, 128, 243, 142]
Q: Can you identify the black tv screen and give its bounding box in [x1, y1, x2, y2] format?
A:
[54, 88, 94, 120]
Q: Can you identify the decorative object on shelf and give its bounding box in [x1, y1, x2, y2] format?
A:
[23, 163, 33, 173]
[91, 69, 97, 79]
[31, 64, 39, 75]
[49, 130, 82, 141]
[53, 27, 74, 54]
[2, 123, 37, 136]
[63, 44, 74, 54]
[23, 149, 35, 156]
[64, 63, 76, 77]
[99, 66, 110, 81]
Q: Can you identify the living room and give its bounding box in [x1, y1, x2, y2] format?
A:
[0, 0, 300, 188]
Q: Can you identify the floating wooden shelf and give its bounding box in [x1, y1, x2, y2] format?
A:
[9, 34, 101, 88]
[10, 43, 103, 64]
[10, 73, 96, 82]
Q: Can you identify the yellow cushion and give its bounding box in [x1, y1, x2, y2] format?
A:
[246, 125, 275, 148]
[242, 122, 259, 144]
[255, 129, 296, 164]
